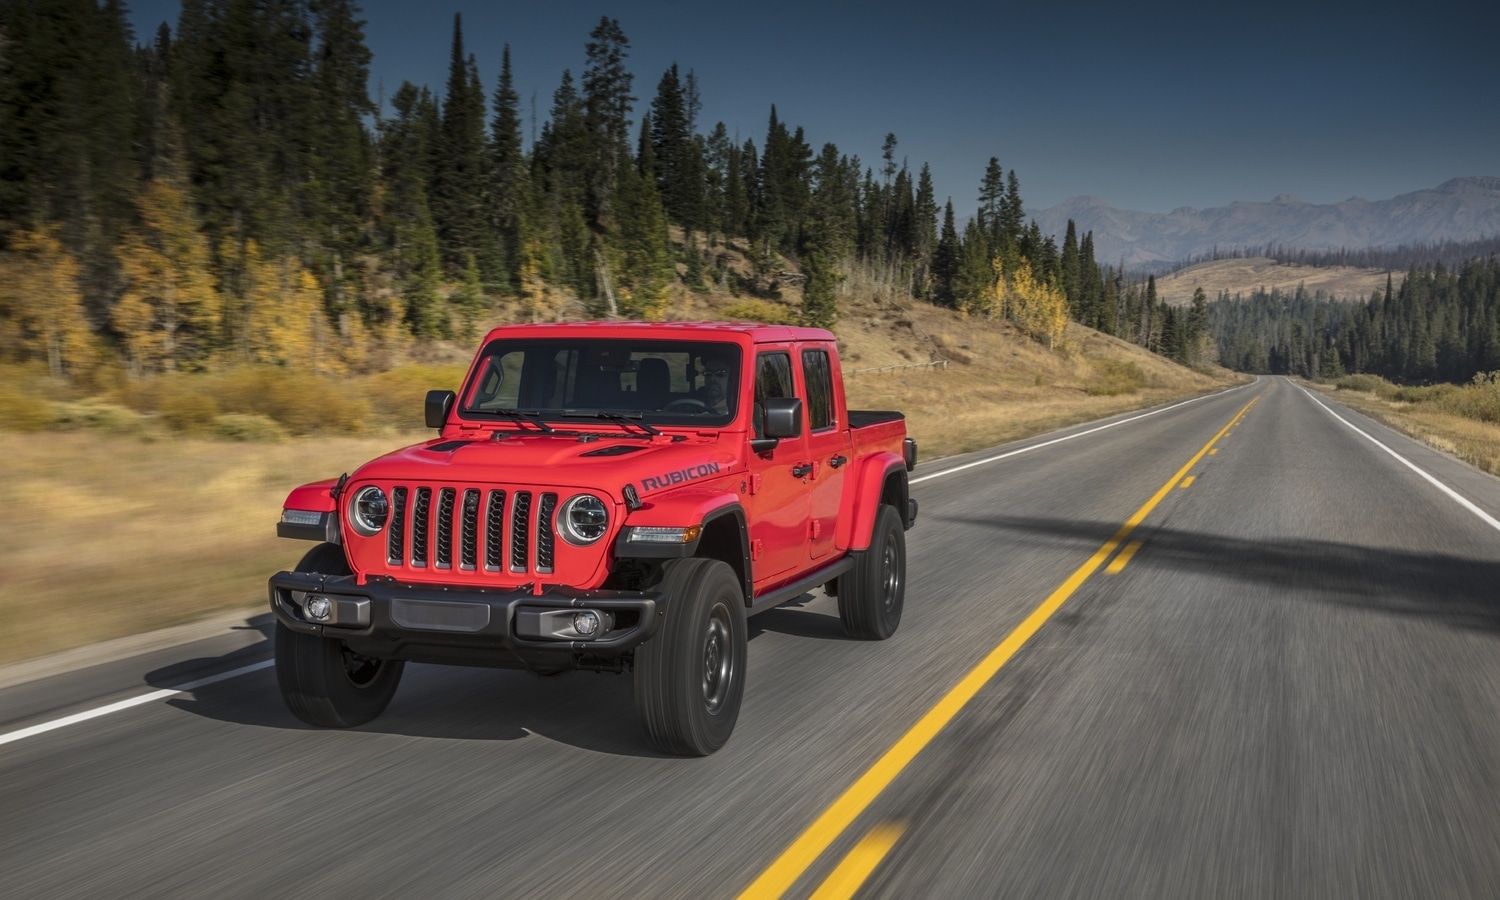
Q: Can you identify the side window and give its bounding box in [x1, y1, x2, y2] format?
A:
[802, 348, 834, 431]
[753, 352, 794, 438]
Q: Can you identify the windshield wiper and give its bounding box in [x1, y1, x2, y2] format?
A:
[470, 408, 556, 433]
[569, 411, 662, 437]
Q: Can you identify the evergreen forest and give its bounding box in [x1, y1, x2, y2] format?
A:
[1210, 258, 1500, 383]
[1, 0, 1216, 378]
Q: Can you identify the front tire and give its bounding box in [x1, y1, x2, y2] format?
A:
[634, 558, 747, 755]
[839, 504, 906, 639]
[275, 542, 404, 727]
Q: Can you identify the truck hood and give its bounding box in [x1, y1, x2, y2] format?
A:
[350, 432, 743, 498]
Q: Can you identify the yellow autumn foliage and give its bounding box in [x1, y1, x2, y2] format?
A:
[0, 227, 95, 375]
[113, 176, 222, 371]
[243, 240, 323, 370]
[994, 257, 1069, 350]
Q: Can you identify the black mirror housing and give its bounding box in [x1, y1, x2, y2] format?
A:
[762, 397, 802, 440]
[425, 390, 456, 429]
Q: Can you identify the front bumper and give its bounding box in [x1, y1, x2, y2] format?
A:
[268, 571, 662, 666]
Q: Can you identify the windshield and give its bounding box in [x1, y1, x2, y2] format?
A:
[461, 338, 742, 428]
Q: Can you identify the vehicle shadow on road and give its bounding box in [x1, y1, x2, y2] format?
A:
[150, 608, 817, 757]
[945, 513, 1500, 634]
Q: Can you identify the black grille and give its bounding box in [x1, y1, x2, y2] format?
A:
[511, 492, 532, 570]
[485, 490, 507, 569]
[536, 493, 558, 572]
[378, 484, 573, 577]
[388, 487, 408, 564]
[435, 488, 455, 567]
[411, 487, 431, 567]
[460, 489, 480, 569]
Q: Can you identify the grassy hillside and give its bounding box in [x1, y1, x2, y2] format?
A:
[1156, 257, 1402, 305]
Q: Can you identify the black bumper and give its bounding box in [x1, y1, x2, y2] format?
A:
[268, 571, 662, 666]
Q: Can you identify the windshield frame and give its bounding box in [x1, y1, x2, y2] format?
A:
[458, 338, 744, 429]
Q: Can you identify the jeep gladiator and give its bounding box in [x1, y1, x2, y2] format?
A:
[269, 322, 917, 754]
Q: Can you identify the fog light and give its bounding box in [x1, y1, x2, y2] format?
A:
[573, 611, 600, 636]
[306, 596, 333, 622]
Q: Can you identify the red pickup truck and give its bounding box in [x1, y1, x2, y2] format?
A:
[269, 322, 917, 754]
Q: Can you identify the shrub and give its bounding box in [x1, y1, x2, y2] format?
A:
[1335, 374, 1394, 397]
[212, 413, 288, 442]
[362, 364, 467, 430]
[720, 299, 798, 326]
[158, 391, 220, 433]
[0, 383, 54, 431]
[1436, 372, 1500, 424]
[49, 399, 147, 434]
[1084, 359, 1146, 396]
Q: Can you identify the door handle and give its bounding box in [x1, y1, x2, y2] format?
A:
[828, 455, 848, 468]
[791, 463, 813, 478]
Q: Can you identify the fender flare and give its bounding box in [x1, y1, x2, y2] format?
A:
[612, 492, 753, 606]
[837, 452, 908, 552]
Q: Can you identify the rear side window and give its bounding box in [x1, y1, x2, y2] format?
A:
[802, 348, 834, 431]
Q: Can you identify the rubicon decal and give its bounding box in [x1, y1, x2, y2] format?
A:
[639, 462, 722, 492]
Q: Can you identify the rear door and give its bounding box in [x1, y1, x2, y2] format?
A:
[799, 343, 850, 561]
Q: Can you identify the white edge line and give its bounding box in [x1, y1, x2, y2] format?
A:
[911, 379, 1254, 485]
[1301, 388, 1500, 534]
[0, 660, 274, 748]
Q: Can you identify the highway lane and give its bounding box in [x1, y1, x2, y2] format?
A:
[5, 377, 1500, 897]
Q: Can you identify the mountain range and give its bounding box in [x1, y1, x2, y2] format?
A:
[1034, 176, 1500, 269]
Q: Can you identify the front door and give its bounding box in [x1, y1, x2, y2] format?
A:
[744, 349, 808, 590]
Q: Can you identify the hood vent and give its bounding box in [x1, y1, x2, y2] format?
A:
[581, 444, 645, 457]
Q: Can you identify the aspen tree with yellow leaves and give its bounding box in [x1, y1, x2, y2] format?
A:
[995, 257, 1069, 350]
[0, 228, 95, 376]
[242, 240, 322, 369]
[113, 178, 222, 372]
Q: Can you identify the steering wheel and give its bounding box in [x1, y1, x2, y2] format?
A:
[664, 397, 711, 412]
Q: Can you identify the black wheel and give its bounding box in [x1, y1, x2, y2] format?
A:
[275, 542, 404, 727]
[839, 504, 905, 640]
[634, 558, 747, 755]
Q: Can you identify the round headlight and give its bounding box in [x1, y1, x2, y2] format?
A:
[349, 486, 389, 536]
[559, 494, 609, 545]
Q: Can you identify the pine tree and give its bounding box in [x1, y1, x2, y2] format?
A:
[308, 0, 376, 323]
[650, 63, 706, 233]
[431, 15, 493, 274]
[930, 200, 959, 308]
[582, 17, 634, 228]
[978, 157, 1005, 247]
[490, 44, 528, 293]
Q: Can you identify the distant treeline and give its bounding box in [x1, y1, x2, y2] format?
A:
[0, 0, 1219, 377]
[1209, 257, 1500, 382]
[1166, 236, 1500, 277]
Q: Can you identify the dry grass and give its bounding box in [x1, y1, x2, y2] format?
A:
[1156, 257, 1400, 305]
[838, 295, 1236, 459]
[1318, 377, 1500, 475]
[0, 433, 406, 664]
[0, 282, 1242, 666]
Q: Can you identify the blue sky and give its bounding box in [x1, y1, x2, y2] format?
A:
[124, 0, 1500, 217]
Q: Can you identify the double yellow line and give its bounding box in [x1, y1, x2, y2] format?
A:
[737, 395, 1259, 899]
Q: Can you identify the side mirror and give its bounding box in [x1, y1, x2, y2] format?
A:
[763, 397, 802, 439]
[425, 390, 456, 429]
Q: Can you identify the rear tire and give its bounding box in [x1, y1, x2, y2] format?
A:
[634, 558, 746, 756]
[275, 542, 404, 727]
[839, 504, 905, 640]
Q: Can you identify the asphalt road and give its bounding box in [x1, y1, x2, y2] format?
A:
[5, 376, 1500, 898]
